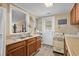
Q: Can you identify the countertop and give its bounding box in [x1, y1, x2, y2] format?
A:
[65, 35, 79, 56]
[6, 34, 40, 45]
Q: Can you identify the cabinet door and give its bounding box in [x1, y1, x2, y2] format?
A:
[70, 4, 76, 25]
[76, 3, 79, 24]
[37, 39, 41, 49]
[7, 46, 26, 56]
[27, 41, 36, 56]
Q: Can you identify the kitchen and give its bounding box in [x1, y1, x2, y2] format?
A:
[0, 3, 79, 56]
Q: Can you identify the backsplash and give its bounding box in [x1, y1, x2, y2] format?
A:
[55, 13, 79, 34]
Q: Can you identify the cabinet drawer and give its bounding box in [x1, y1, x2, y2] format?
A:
[7, 45, 26, 56]
[6, 41, 25, 51]
[27, 41, 36, 46]
[26, 37, 36, 43]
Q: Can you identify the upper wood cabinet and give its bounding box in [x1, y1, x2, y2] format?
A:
[70, 3, 79, 25]
[76, 4, 79, 24]
[70, 4, 76, 25]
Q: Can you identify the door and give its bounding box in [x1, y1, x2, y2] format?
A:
[42, 16, 55, 46]
[27, 41, 36, 56]
[36, 39, 41, 49]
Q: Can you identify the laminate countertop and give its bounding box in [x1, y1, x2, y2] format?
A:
[65, 35, 79, 56]
[6, 34, 40, 45]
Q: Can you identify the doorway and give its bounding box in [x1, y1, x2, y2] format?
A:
[42, 16, 55, 46]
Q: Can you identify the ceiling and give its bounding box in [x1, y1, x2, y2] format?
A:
[14, 3, 74, 17]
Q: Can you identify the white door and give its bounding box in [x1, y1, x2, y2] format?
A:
[42, 16, 55, 46]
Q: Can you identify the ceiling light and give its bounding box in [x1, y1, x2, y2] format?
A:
[44, 3, 53, 7]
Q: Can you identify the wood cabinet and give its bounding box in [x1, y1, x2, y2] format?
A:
[7, 46, 26, 56]
[27, 41, 36, 56]
[70, 3, 79, 25]
[70, 4, 76, 25]
[36, 37, 41, 49]
[6, 36, 41, 56]
[76, 4, 79, 24]
[26, 37, 41, 56]
[6, 41, 26, 56]
[26, 37, 37, 56]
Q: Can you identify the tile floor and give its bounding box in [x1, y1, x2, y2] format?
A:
[34, 44, 63, 56]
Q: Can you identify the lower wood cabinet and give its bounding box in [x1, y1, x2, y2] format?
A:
[26, 37, 41, 56]
[6, 36, 41, 56]
[36, 38, 41, 49]
[27, 41, 36, 56]
[6, 41, 26, 56]
[7, 46, 26, 56]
